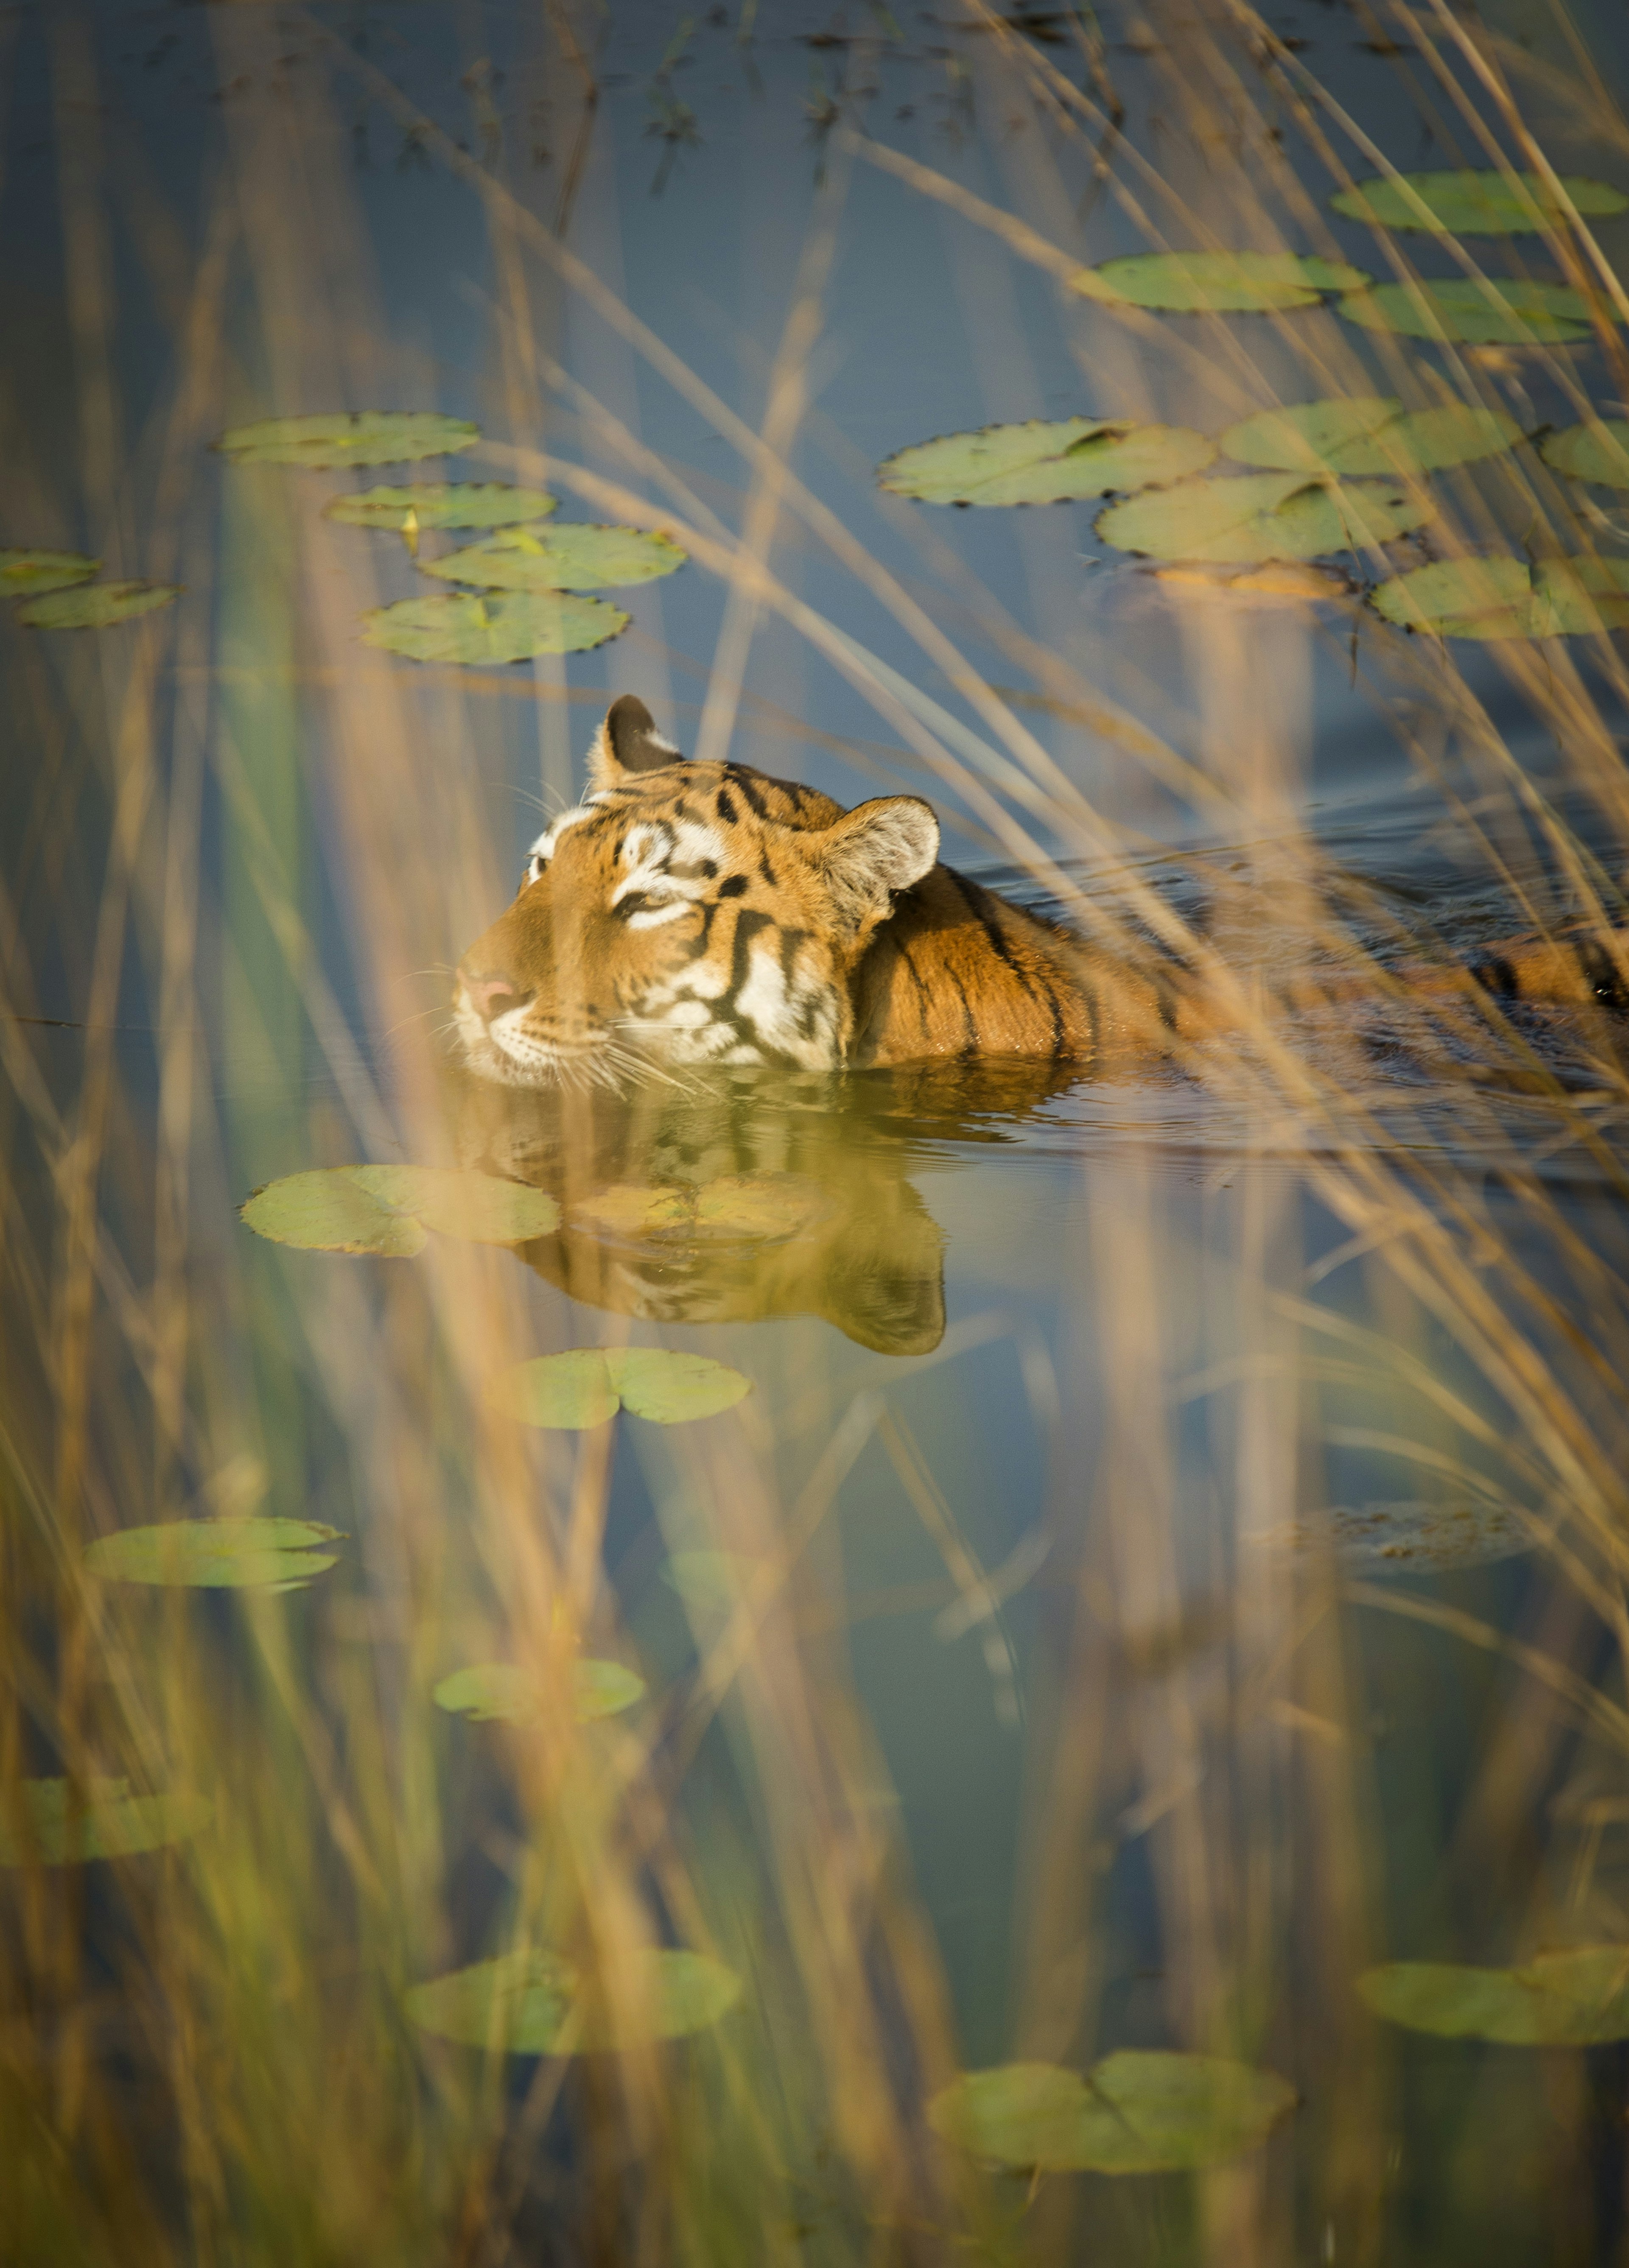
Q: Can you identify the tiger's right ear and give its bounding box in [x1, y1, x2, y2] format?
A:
[588, 695, 686, 788]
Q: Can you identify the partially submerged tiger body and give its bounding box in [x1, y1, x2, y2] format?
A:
[453, 696, 1629, 1088]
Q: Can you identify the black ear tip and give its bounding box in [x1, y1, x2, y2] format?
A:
[606, 694, 655, 736]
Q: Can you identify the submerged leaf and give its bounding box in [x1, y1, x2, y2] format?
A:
[325, 484, 557, 530]
[1253, 1498, 1531, 1571]
[217, 412, 479, 468]
[1072, 251, 1369, 312]
[405, 1945, 742, 2052]
[85, 1518, 342, 1590]
[0, 549, 99, 598]
[240, 1165, 559, 1255]
[487, 1347, 751, 1430]
[1145, 561, 1355, 605]
[359, 591, 628, 664]
[419, 523, 686, 592]
[1222, 397, 1521, 476]
[1340, 279, 1595, 344]
[876, 417, 1215, 506]
[1358, 1947, 1629, 2044]
[20, 582, 179, 629]
[1370, 556, 1629, 638]
[929, 2050, 1296, 2173]
[432, 1658, 646, 1724]
[1539, 421, 1629, 489]
[1098, 472, 1432, 563]
[1331, 169, 1628, 235]
[0, 1778, 211, 1866]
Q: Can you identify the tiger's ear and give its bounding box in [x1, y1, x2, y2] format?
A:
[588, 695, 685, 788]
[811, 796, 939, 935]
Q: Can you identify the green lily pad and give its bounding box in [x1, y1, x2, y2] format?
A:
[1072, 252, 1369, 313]
[324, 484, 557, 531]
[1331, 170, 1628, 235]
[405, 1945, 742, 2052]
[876, 418, 1216, 506]
[216, 412, 479, 468]
[19, 582, 180, 629]
[487, 1347, 752, 1430]
[360, 591, 628, 664]
[0, 1778, 211, 1866]
[419, 524, 686, 593]
[1098, 472, 1432, 563]
[1370, 555, 1629, 638]
[432, 1658, 646, 1724]
[1339, 280, 1596, 344]
[0, 549, 99, 598]
[1222, 397, 1521, 476]
[929, 2051, 1297, 2173]
[84, 1517, 341, 1590]
[1358, 1947, 1629, 2044]
[240, 1164, 560, 1256]
[1539, 421, 1629, 489]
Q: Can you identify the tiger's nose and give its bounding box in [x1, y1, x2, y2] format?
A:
[459, 969, 529, 1024]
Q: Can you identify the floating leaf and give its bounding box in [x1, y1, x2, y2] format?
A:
[1331, 170, 1628, 235]
[1253, 1499, 1531, 1571]
[85, 1518, 341, 1590]
[240, 1164, 560, 1256]
[876, 418, 1215, 506]
[1222, 397, 1521, 476]
[929, 2051, 1297, 2173]
[661, 1549, 758, 1613]
[432, 1658, 646, 1724]
[360, 591, 628, 664]
[216, 412, 479, 468]
[20, 582, 180, 629]
[487, 1347, 752, 1429]
[1072, 252, 1369, 313]
[1358, 1947, 1629, 2045]
[419, 524, 686, 592]
[1340, 280, 1595, 344]
[0, 549, 99, 598]
[405, 1945, 742, 2053]
[1539, 421, 1629, 489]
[1098, 473, 1432, 563]
[1370, 556, 1629, 639]
[1144, 561, 1355, 605]
[325, 484, 557, 531]
[0, 1778, 210, 1866]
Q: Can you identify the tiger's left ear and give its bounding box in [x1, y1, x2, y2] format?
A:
[812, 796, 939, 935]
[588, 695, 686, 787]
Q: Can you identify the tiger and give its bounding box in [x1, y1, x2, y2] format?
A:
[452, 694, 1629, 1087]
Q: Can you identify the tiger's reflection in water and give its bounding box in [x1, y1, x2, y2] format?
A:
[450, 1058, 1081, 1356]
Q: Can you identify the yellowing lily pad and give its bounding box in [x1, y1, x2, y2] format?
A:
[217, 412, 479, 468]
[0, 549, 99, 598]
[1145, 561, 1355, 605]
[929, 2051, 1297, 2173]
[419, 524, 686, 592]
[404, 1945, 742, 2052]
[1331, 170, 1628, 235]
[360, 591, 628, 664]
[84, 1518, 342, 1590]
[1098, 473, 1432, 563]
[1222, 397, 1521, 476]
[1072, 252, 1369, 312]
[432, 1658, 646, 1723]
[1539, 422, 1629, 489]
[20, 582, 180, 629]
[1340, 280, 1596, 344]
[876, 418, 1216, 506]
[0, 1778, 211, 1866]
[324, 484, 557, 530]
[487, 1347, 752, 1429]
[1370, 556, 1629, 638]
[240, 1165, 560, 1256]
[1358, 1947, 1629, 2044]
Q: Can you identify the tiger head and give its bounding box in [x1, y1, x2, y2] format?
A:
[453, 695, 940, 1087]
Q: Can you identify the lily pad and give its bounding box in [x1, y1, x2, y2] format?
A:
[360, 591, 628, 665]
[1098, 473, 1432, 563]
[0, 549, 99, 598]
[240, 1164, 560, 1256]
[1539, 421, 1629, 489]
[0, 1778, 211, 1866]
[325, 484, 557, 531]
[1331, 170, 1628, 235]
[1145, 561, 1355, 605]
[1072, 252, 1369, 313]
[419, 524, 686, 592]
[85, 1518, 341, 1590]
[1370, 556, 1629, 639]
[1222, 397, 1521, 476]
[929, 2051, 1297, 2173]
[216, 412, 479, 468]
[20, 582, 180, 629]
[876, 418, 1216, 506]
[432, 1658, 646, 1724]
[487, 1347, 752, 1430]
[1358, 1947, 1629, 2044]
[1339, 280, 1596, 345]
[405, 1945, 742, 2052]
